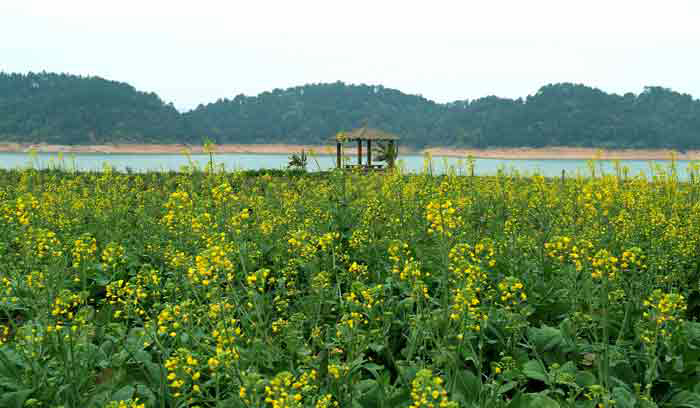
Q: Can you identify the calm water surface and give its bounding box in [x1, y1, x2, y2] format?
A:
[0, 152, 695, 180]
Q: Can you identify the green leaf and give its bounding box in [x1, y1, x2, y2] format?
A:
[131, 350, 152, 364]
[460, 345, 478, 364]
[387, 389, 410, 407]
[669, 391, 700, 408]
[95, 272, 111, 286]
[111, 385, 136, 401]
[0, 349, 26, 390]
[357, 380, 382, 408]
[355, 379, 378, 393]
[398, 297, 415, 309]
[506, 392, 526, 408]
[685, 321, 700, 347]
[364, 363, 384, 380]
[612, 386, 636, 408]
[497, 381, 517, 396]
[0, 389, 34, 408]
[525, 393, 560, 408]
[528, 325, 563, 351]
[397, 364, 418, 386]
[522, 360, 549, 383]
[216, 397, 247, 408]
[575, 371, 597, 388]
[559, 361, 576, 375]
[368, 343, 385, 353]
[142, 361, 165, 387]
[86, 389, 112, 407]
[453, 369, 481, 402]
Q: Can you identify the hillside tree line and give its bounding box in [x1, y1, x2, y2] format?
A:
[1, 72, 699, 149]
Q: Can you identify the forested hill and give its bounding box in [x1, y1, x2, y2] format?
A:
[3, 72, 700, 149]
[0, 72, 180, 144]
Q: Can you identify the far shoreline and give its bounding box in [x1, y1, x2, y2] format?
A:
[1, 143, 699, 161]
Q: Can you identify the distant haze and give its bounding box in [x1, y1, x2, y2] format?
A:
[2, 0, 699, 111]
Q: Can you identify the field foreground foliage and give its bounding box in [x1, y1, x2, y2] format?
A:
[1, 162, 700, 408]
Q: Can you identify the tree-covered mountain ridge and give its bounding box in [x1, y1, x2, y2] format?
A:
[2, 71, 700, 149]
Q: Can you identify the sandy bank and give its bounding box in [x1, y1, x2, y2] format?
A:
[422, 147, 700, 161]
[0, 143, 335, 155]
[1, 143, 698, 160]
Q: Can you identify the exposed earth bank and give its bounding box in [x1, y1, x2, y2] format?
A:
[1, 143, 698, 160]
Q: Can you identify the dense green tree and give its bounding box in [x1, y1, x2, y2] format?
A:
[181, 81, 700, 149]
[0, 72, 181, 144]
[2, 73, 700, 149]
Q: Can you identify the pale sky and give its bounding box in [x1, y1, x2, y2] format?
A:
[2, 0, 699, 111]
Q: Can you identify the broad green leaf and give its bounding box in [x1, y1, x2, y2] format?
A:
[0, 389, 34, 408]
[526, 393, 560, 408]
[497, 381, 517, 396]
[111, 385, 136, 402]
[357, 381, 383, 408]
[559, 361, 576, 375]
[387, 389, 410, 407]
[453, 369, 481, 402]
[527, 325, 563, 351]
[612, 386, 636, 408]
[364, 363, 384, 379]
[669, 391, 700, 408]
[575, 371, 597, 388]
[216, 397, 247, 408]
[522, 360, 549, 383]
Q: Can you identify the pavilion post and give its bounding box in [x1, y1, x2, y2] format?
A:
[357, 139, 363, 166]
[389, 140, 396, 168]
[367, 139, 372, 166]
[336, 142, 342, 169]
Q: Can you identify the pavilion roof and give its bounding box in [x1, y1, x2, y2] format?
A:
[330, 127, 400, 142]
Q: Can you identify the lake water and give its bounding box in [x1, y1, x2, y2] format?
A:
[0, 152, 696, 180]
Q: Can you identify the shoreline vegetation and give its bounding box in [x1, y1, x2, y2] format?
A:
[1, 142, 700, 160]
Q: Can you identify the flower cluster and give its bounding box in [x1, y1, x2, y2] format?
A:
[497, 277, 527, 309]
[246, 268, 272, 293]
[161, 191, 194, 233]
[389, 240, 424, 282]
[164, 348, 203, 397]
[105, 276, 149, 319]
[101, 242, 126, 270]
[105, 399, 145, 408]
[409, 369, 458, 408]
[187, 245, 235, 287]
[49, 289, 86, 333]
[315, 394, 339, 408]
[211, 182, 234, 204]
[591, 249, 619, 280]
[71, 233, 97, 268]
[448, 243, 491, 285]
[156, 301, 192, 338]
[545, 236, 594, 271]
[210, 319, 242, 364]
[19, 227, 63, 260]
[620, 247, 646, 271]
[345, 284, 384, 311]
[0, 324, 9, 345]
[426, 200, 462, 237]
[640, 290, 686, 344]
[451, 285, 487, 333]
[263, 370, 317, 408]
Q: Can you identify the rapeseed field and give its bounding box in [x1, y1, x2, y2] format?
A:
[1, 162, 699, 407]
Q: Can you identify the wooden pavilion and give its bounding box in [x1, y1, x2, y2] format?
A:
[331, 127, 400, 170]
